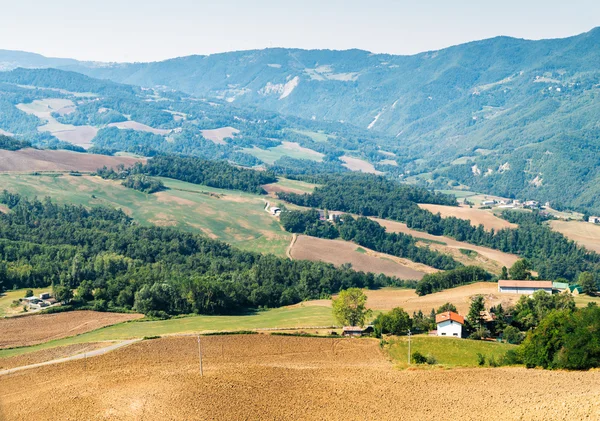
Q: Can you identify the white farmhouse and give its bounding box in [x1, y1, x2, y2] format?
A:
[435, 311, 464, 338]
[498, 280, 553, 295]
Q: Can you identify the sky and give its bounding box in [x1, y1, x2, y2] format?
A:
[0, 0, 598, 63]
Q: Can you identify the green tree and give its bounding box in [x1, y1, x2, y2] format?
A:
[76, 280, 94, 302]
[53, 284, 73, 304]
[503, 325, 524, 344]
[579, 272, 597, 296]
[466, 295, 486, 334]
[374, 307, 411, 336]
[500, 266, 509, 280]
[436, 302, 457, 314]
[332, 288, 371, 327]
[509, 259, 532, 280]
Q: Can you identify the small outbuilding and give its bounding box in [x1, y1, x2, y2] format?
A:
[568, 285, 583, 296]
[342, 326, 372, 337]
[498, 280, 553, 295]
[40, 292, 51, 300]
[435, 311, 464, 338]
[552, 282, 569, 293]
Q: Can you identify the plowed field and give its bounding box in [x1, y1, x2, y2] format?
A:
[0, 311, 143, 349]
[1, 335, 599, 420]
[0, 342, 111, 370]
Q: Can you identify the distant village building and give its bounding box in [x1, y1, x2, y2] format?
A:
[435, 311, 464, 338]
[524, 200, 539, 208]
[270, 207, 281, 216]
[342, 326, 373, 337]
[481, 200, 496, 206]
[498, 280, 553, 295]
[589, 216, 600, 224]
[40, 292, 51, 300]
[568, 285, 583, 296]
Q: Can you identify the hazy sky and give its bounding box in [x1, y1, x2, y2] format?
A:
[1, 0, 598, 62]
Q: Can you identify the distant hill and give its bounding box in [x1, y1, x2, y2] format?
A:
[1, 28, 600, 211]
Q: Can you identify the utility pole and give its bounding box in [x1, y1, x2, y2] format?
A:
[407, 330, 411, 365]
[197, 335, 203, 376]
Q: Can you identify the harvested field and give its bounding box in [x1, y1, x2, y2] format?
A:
[1, 335, 599, 420]
[0, 342, 111, 370]
[200, 126, 239, 144]
[0, 311, 143, 349]
[362, 283, 522, 314]
[108, 121, 171, 135]
[418, 203, 517, 231]
[290, 235, 432, 279]
[550, 220, 600, 253]
[263, 177, 318, 196]
[372, 218, 519, 270]
[0, 148, 143, 172]
[51, 125, 98, 148]
[340, 155, 383, 174]
[243, 142, 324, 165]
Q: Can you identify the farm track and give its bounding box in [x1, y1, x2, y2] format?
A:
[1, 335, 599, 420]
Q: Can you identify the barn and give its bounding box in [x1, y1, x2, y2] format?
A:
[498, 280, 553, 295]
[435, 311, 464, 338]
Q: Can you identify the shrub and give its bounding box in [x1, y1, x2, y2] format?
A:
[499, 349, 523, 366]
[488, 356, 499, 367]
[412, 351, 427, 364]
[477, 353, 486, 366]
[426, 354, 438, 365]
[503, 326, 525, 345]
[25, 289, 34, 298]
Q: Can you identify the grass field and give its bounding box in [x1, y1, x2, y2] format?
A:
[0, 173, 291, 257]
[0, 288, 48, 317]
[0, 305, 335, 358]
[387, 335, 515, 368]
[243, 141, 324, 164]
[288, 129, 331, 143]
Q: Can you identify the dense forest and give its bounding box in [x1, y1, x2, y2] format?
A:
[0, 192, 394, 316]
[280, 209, 459, 271]
[278, 176, 600, 283]
[415, 266, 491, 295]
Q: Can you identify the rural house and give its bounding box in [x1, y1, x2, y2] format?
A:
[435, 311, 464, 338]
[589, 216, 600, 224]
[498, 280, 553, 295]
[568, 285, 583, 295]
[342, 326, 373, 337]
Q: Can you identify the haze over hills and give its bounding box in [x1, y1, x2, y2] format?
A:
[1, 28, 600, 211]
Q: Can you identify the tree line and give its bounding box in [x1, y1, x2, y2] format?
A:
[0, 192, 397, 316]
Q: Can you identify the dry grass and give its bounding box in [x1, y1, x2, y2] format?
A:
[1, 335, 599, 420]
[372, 218, 519, 270]
[290, 235, 431, 279]
[108, 121, 171, 135]
[200, 127, 240, 144]
[418, 204, 517, 231]
[0, 311, 143, 349]
[340, 155, 384, 175]
[0, 149, 143, 173]
[0, 342, 112, 370]
[550, 220, 600, 253]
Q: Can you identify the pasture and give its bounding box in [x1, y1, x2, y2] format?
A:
[0, 174, 292, 256]
[1, 335, 599, 420]
[387, 335, 514, 368]
[242, 141, 324, 164]
[340, 155, 384, 174]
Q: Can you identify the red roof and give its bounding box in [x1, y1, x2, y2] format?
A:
[498, 280, 552, 288]
[435, 311, 464, 325]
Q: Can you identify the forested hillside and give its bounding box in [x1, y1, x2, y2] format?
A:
[0, 192, 393, 315]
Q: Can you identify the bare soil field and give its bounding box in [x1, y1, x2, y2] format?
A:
[108, 121, 171, 135]
[340, 155, 384, 174]
[372, 218, 519, 270]
[1, 335, 598, 421]
[362, 283, 522, 314]
[51, 125, 99, 148]
[0, 342, 111, 370]
[201, 126, 240, 144]
[290, 235, 432, 279]
[419, 203, 517, 231]
[0, 311, 143, 349]
[0, 148, 143, 173]
[550, 220, 600, 253]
